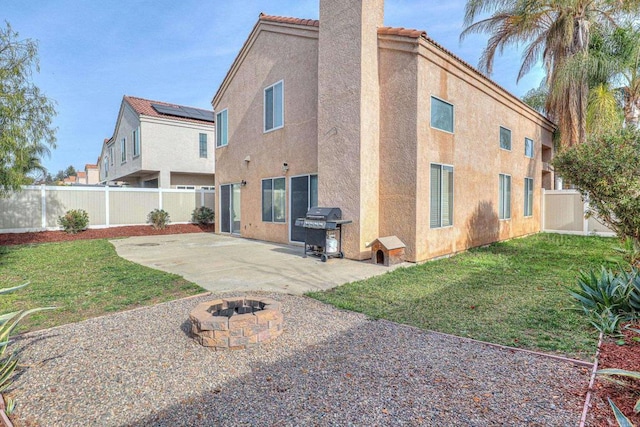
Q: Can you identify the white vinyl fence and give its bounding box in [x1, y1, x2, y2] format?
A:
[542, 189, 615, 237]
[0, 185, 215, 233]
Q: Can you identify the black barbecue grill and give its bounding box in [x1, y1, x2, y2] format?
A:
[294, 207, 352, 262]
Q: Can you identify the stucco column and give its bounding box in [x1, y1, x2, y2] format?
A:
[159, 170, 171, 189]
[317, 0, 384, 260]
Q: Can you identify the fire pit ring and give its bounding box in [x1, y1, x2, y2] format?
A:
[189, 297, 283, 350]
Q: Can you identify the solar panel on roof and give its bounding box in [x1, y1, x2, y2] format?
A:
[151, 103, 214, 122]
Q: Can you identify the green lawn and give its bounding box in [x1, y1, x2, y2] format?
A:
[0, 239, 204, 332]
[308, 233, 618, 360]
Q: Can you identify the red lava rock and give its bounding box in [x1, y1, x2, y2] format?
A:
[589, 322, 640, 426]
[0, 224, 214, 246]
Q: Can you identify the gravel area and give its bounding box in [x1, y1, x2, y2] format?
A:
[9, 293, 590, 426]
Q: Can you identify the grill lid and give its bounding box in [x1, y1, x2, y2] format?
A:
[305, 207, 342, 221]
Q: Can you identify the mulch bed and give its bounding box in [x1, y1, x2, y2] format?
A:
[589, 321, 640, 426]
[0, 224, 214, 246]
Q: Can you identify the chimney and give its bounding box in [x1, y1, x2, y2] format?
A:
[317, 0, 384, 260]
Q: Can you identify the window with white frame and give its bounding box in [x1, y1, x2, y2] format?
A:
[133, 128, 140, 157]
[120, 137, 126, 163]
[109, 145, 114, 166]
[199, 133, 207, 158]
[500, 127, 512, 150]
[499, 174, 512, 219]
[524, 177, 534, 217]
[264, 81, 284, 132]
[525, 137, 534, 158]
[430, 97, 454, 133]
[216, 109, 228, 147]
[430, 164, 454, 228]
[262, 177, 286, 223]
[103, 157, 109, 176]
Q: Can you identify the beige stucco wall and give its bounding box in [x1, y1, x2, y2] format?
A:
[99, 100, 215, 189]
[213, 21, 319, 243]
[170, 173, 215, 188]
[378, 44, 419, 261]
[141, 118, 215, 188]
[410, 37, 553, 261]
[317, 0, 384, 260]
[210, 0, 555, 262]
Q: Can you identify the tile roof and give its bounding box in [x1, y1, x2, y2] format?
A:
[378, 27, 426, 39]
[123, 96, 215, 125]
[85, 164, 98, 169]
[259, 13, 319, 27]
[77, 172, 87, 179]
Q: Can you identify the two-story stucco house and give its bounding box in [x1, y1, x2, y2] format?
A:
[99, 96, 216, 189]
[212, 0, 556, 263]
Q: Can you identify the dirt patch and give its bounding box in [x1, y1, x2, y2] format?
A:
[589, 322, 640, 426]
[0, 224, 214, 246]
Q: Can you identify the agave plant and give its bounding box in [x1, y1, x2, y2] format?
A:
[0, 283, 55, 392]
[570, 267, 633, 315]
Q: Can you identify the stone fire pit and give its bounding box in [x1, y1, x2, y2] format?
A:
[189, 297, 283, 350]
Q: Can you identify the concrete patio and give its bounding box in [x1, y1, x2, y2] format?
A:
[111, 233, 409, 294]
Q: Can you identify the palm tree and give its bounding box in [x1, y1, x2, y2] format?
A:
[461, 0, 640, 147]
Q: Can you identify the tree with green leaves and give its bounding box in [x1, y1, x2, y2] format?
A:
[461, 0, 640, 147]
[553, 128, 640, 244]
[0, 21, 56, 196]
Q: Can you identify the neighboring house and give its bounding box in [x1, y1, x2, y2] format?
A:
[85, 163, 99, 185]
[99, 96, 215, 189]
[76, 171, 87, 183]
[212, 0, 556, 263]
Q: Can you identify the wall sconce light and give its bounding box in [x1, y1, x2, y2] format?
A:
[241, 180, 247, 186]
[244, 156, 251, 163]
[282, 162, 289, 173]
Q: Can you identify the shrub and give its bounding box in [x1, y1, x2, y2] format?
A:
[553, 128, 640, 246]
[191, 206, 215, 225]
[147, 209, 170, 230]
[57, 209, 89, 234]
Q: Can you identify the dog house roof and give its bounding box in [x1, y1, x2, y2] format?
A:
[367, 236, 406, 250]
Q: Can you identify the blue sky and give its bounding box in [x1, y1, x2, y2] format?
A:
[5, 1, 545, 175]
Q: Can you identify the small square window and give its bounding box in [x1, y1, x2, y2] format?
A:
[431, 97, 454, 133]
[500, 127, 512, 150]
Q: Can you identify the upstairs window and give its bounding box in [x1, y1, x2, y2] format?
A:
[216, 109, 228, 147]
[120, 137, 127, 163]
[525, 137, 534, 158]
[199, 133, 208, 158]
[500, 127, 512, 150]
[264, 81, 284, 132]
[431, 96, 454, 133]
[133, 128, 140, 157]
[109, 145, 114, 166]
